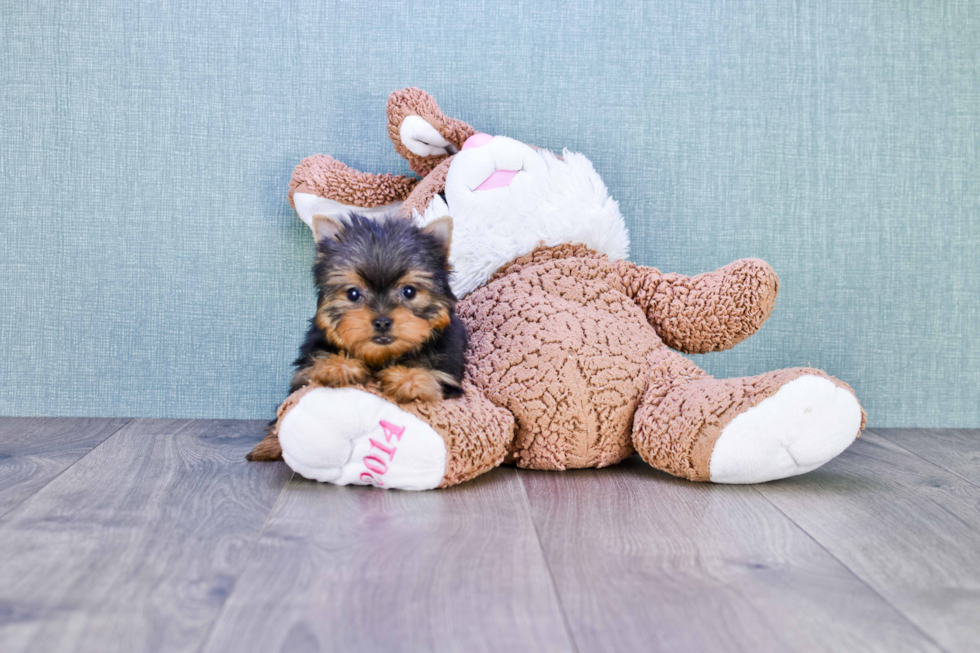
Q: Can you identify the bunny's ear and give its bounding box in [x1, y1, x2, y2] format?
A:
[400, 116, 457, 158]
[387, 88, 476, 176]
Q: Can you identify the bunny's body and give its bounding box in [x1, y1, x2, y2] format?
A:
[254, 89, 864, 490]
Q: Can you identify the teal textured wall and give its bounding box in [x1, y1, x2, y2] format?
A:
[1, 1, 978, 425]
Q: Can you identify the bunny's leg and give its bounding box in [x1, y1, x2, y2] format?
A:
[632, 352, 865, 484]
[248, 383, 514, 490]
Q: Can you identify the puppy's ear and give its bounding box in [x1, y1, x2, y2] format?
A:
[422, 216, 453, 259]
[312, 214, 344, 243]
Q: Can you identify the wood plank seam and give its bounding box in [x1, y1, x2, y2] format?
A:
[750, 484, 949, 653]
[870, 429, 980, 491]
[517, 470, 580, 653]
[199, 467, 574, 651]
[195, 469, 295, 653]
[0, 418, 293, 652]
[0, 418, 133, 522]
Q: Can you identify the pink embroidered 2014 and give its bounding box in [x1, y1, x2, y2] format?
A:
[360, 420, 406, 487]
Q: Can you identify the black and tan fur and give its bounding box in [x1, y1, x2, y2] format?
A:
[247, 213, 466, 462]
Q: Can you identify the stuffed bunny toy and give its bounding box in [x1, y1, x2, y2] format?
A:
[248, 88, 865, 490]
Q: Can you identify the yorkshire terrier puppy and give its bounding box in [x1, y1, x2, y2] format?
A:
[291, 212, 467, 402]
[247, 212, 466, 462]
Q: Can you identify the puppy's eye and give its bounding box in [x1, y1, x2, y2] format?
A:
[401, 286, 417, 300]
[346, 288, 361, 302]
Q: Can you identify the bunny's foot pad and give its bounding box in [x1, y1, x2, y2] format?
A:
[278, 387, 446, 490]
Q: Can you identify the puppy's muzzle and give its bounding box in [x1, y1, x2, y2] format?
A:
[372, 315, 394, 345]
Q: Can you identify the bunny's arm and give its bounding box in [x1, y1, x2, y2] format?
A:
[616, 258, 779, 354]
[288, 154, 421, 229]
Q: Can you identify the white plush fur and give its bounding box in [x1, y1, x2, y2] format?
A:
[415, 136, 630, 298]
[709, 375, 863, 484]
[279, 387, 447, 490]
[400, 115, 457, 157]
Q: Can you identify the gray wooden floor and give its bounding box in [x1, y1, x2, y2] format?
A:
[0, 419, 978, 653]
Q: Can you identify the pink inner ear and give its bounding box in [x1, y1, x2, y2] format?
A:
[475, 170, 520, 191]
[462, 133, 494, 150]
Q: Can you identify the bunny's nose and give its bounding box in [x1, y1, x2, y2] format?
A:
[462, 133, 494, 150]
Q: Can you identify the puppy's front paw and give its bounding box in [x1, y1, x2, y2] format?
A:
[377, 366, 451, 403]
[295, 353, 370, 388]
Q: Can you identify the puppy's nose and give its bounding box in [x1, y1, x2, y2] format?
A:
[372, 316, 393, 333]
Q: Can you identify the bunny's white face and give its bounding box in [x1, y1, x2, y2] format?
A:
[293, 119, 631, 299]
[445, 134, 550, 216]
[416, 132, 630, 297]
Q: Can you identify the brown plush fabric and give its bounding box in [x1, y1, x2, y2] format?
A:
[457, 245, 862, 479]
[631, 367, 867, 481]
[396, 382, 515, 488]
[464, 245, 764, 471]
[397, 156, 454, 219]
[616, 258, 779, 354]
[386, 87, 476, 176]
[288, 154, 418, 209]
[460, 246, 661, 470]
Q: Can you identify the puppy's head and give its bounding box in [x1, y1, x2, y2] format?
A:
[311, 213, 455, 366]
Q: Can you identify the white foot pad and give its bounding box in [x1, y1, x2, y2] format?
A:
[278, 387, 447, 490]
[709, 375, 862, 484]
